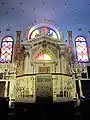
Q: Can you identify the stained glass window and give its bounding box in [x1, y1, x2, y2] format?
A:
[29, 27, 58, 39]
[75, 36, 89, 62]
[36, 53, 52, 61]
[0, 36, 14, 63]
[25, 23, 60, 40]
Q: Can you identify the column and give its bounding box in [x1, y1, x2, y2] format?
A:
[72, 74, 77, 98]
[29, 48, 32, 73]
[24, 55, 28, 73]
[4, 71, 9, 97]
[61, 55, 64, 73]
[53, 76, 57, 101]
[58, 50, 60, 73]
[53, 62, 55, 73]
[9, 75, 15, 106]
[59, 55, 62, 73]
[32, 76, 36, 102]
[62, 75, 64, 98]
[78, 76, 83, 97]
[4, 79, 8, 97]
[28, 54, 31, 73]
[76, 62, 83, 98]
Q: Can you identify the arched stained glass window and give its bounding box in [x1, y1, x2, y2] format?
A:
[25, 22, 60, 40]
[0, 36, 14, 63]
[36, 53, 52, 61]
[75, 36, 89, 62]
[29, 27, 58, 39]
[35, 52, 54, 61]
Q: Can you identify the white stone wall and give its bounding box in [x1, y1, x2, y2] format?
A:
[14, 76, 35, 102]
[52, 74, 76, 101]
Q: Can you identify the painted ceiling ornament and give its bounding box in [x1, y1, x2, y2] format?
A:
[4, 24, 14, 32]
[88, 31, 90, 34]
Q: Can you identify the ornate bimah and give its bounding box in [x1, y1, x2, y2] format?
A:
[0, 20, 80, 104]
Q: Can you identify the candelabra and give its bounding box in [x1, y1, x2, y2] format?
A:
[4, 60, 17, 97]
[70, 61, 87, 99]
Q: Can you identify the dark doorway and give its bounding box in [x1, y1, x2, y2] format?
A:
[0, 82, 5, 97]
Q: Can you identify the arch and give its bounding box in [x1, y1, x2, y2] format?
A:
[29, 26, 58, 40]
[31, 46, 57, 62]
[25, 22, 60, 40]
[64, 91, 67, 97]
[60, 91, 63, 97]
[0, 36, 14, 63]
[75, 36, 89, 62]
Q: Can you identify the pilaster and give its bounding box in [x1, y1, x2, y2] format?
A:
[24, 54, 28, 73]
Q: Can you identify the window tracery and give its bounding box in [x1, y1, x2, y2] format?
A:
[75, 36, 89, 62]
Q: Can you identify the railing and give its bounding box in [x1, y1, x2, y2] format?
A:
[16, 73, 72, 78]
[12, 73, 76, 103]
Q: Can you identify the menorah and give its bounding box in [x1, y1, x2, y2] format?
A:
[70, 61, 87, 99]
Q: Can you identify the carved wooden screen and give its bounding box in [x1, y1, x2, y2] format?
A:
[36, 74, 53, 102]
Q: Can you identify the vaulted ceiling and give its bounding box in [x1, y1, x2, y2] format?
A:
[0, 0, 90, 43]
